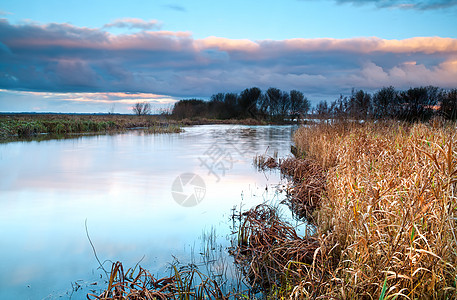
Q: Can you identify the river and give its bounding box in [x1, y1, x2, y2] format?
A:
[0, 124, 300, 299]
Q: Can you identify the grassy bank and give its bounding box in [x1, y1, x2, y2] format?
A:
[0, 114, 182, 139]
[241, 120, 457, 299]
[0, 114, 284, 140]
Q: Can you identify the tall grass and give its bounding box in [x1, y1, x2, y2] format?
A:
[233, 204, 318, 297]
[290, 120, 457, 299]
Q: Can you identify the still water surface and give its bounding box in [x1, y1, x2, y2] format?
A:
[0, 125, 299, 299]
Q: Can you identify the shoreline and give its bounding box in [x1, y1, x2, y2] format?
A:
[0, 113, 302, 140]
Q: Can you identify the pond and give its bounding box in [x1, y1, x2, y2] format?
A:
[0, 124, 301, 299]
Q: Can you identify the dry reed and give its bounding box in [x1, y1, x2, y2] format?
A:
[87, 261, 227, 300]
[290, 120, 457, 299]
[232, 204, 318, 296]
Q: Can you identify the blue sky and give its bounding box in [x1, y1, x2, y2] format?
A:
[3, 0, 457, 39]
[1, 0, 456, 113]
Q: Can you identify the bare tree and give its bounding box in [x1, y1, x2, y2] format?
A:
[349, 89, 372, 120]
[239, 87, 261, 118]
[132, 102, 152, 115]
[372, 86, 398, 119]
[290, 90, 310, 119]
[316, 100, 329, 119]
[439, 89, 457, 121]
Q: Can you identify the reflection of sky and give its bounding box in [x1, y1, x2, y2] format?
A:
[0, 125, 298, 299]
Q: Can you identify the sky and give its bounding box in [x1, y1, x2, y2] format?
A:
[0, 0, 456, 113]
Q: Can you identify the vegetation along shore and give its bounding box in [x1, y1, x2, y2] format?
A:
[0, 114, 183, 140]
[243, 120, 457, 299]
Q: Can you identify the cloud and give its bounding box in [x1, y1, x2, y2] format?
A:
[0, 89, 177, 113]
[0, 19, 456, 105]
[329, 0, 457, 10]
[163, 4, 187, 12]
[103, 18, 162, 30]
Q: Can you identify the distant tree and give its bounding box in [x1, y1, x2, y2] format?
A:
[278, 91, 290, 117]
[290, 90, 310, 120]
[132, 102, 152, 116]
[262, 87, 282, 118]
[439, 89, 457, 121]
[224, 93, 240, 118]
[207, 98, 223, 119]
[211, 93, 225, 103]
[398, 86, 441, 121]
[349, 89, 372, 120]
[316, 100, 329, 119]
[172, 99, 207, 119]
[372, 86, 398, 119]
[330, 95, 349, 119]
[239, 87, 261, 118]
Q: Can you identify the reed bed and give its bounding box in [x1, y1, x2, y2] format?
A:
[253, 154, 278, 170]
[87, 261, 228, 300]
[289, 120, 457, 299]
[232, 204, 318, 297]
[247, 120, 457, 298]
[279, 157, 325, 221]
[253, 153, 325, 221]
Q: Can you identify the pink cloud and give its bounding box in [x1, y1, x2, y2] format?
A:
[197, 36, 259, 52]
[62, 92, 177, 104]
[1, 19, 457, 101]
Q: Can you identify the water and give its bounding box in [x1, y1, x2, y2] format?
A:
[0, 124, 300, 299]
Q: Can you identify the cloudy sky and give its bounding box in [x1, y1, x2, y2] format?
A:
[0, 0, 456, 113]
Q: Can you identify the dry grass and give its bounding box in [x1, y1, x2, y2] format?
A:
[279, 157, 325, 221]
[232, 204, 318, 296]
[253, 153, 278, 170]
[87, 261, 228, 300]
[290, 120, 457, 299]
[252, 152, 325, 221]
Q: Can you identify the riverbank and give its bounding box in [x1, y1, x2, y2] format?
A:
[0, 114, 300, 140]
[0, 114, 184, 139]
[241, 120, 457, 299]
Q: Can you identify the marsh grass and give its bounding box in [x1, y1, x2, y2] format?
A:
[0, 114, 182, 138]
[290, 120, 457, 299]
[252, 153, 325, 221]
[253, 148, 278, 170]
[87, 261, 228, 300]
[232, 204, 318, 297]
[247, 120, 457, 298]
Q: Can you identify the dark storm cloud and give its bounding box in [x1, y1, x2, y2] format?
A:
[0, 19, 456, 99]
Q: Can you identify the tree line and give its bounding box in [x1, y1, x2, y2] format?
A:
[171, 87, 311, 121]
[136, 85, 456, 122]
[315, 86, 457, 121]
